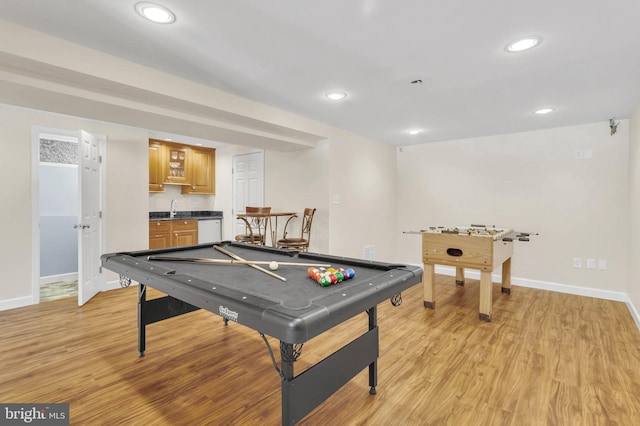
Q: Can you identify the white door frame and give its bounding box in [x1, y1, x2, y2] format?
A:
[31, 126, 107, 305]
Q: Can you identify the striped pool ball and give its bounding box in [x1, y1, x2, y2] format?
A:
[346, 268, 356, 279]
[319, 275, 332, 287]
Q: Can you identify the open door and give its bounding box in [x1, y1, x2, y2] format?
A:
[77, 130, 103, 306]
[233, 151, 265, 236]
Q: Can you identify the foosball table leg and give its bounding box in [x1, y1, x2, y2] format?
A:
[501, 257, 512, 294]
[423, 263, 436, 309]
[455, 267, 465, 286]
[479, 271, 492, 322]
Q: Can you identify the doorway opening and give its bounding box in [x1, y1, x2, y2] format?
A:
[38, 133, 79, 301]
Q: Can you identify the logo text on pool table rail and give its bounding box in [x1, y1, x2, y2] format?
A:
[219, 305, 239, 322]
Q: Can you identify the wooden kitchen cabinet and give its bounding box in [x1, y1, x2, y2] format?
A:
[148, 140, 215, 193]
[164, 142, 191, 186]
[149, 220, 171, 249]
[171, 219, 198, 246]
[148, 141, 165, 192]
[182, 147, 216, 194]
[149, 219, 198, 249]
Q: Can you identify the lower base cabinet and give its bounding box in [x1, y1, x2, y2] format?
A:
[149, 220, 198, 249]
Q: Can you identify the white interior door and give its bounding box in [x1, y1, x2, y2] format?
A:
[233, 151, 264, 236]
[77, 130, 102, 306]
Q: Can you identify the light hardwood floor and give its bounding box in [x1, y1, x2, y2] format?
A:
[2, 275, 640, 425]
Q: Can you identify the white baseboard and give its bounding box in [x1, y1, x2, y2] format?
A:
[625, 297, 640, 331]
[40, 273, 78, 286]
[434, 265, 639, 330]
[0, 295, 34, 312]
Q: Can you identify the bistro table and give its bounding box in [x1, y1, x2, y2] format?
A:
[237, 211, 297, 247]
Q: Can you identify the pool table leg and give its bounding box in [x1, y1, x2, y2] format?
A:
[423, 263, 436, 309]
[367, 306, 377, 395]
[138, 284, 146, 357]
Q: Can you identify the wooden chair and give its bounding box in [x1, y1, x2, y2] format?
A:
[276, 208, 316, 252]
[235, 206, 271, 245]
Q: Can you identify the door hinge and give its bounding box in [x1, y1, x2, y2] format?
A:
[99, 155, 103, 163]
[99, 211, 103, 219]
[99, 266, 103, 274]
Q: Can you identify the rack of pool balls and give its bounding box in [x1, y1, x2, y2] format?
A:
[307, 266, 356, 286]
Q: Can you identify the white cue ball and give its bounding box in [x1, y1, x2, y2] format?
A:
[269, 261, 279, 271]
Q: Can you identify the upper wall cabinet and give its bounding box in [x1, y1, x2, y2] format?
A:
[182, 146, 216, 194]
[148, 140, 165, 192]
[148, 139, 216, 194]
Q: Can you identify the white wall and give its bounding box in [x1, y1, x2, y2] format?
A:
[396, 121, 630, 294]
[628, 105, 640, 323]
[265, 139, 330, 253]
[327, 132, 398, 260]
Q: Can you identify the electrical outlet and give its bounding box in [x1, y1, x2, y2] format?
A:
[363, 245, 375, 260]
[587, 259, 596, 269]
[573, 257, 582, 268]
[598, 260, 607, 270]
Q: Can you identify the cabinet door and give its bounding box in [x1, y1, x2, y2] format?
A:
[164, 143, 191, 185]
[149, 221, 171, 248]
[148, 141, 165, 192]
[182, 147, 216, 194]
[172, 229, 198, 247]
[171, 220, 198, 247]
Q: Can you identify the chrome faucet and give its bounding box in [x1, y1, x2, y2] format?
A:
[170, 199, 178, 218]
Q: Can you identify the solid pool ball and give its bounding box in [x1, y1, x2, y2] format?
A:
[308, 267, 320, 279]
[335, 271, 344, 282]
[346, 268, 355, 279]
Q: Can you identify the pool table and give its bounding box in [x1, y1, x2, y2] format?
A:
[101, 241, 422, 425]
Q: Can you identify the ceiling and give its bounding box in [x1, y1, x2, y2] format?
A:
[2, 0, 640, 146]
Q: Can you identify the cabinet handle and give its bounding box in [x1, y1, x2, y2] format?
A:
[184, 221, 187, 224]
[157, 223, 161, 226]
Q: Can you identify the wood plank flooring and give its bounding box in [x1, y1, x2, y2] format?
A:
[2, 275, 640, 425]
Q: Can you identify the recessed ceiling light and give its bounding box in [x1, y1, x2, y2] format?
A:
[505, 36, 542, 52]
[135, 2, 176, 24]
[534, 108, 555, 115]
[325, 91, 347, 101]
[407, 129, 423, 135]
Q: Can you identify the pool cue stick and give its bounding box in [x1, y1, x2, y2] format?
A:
[146, 255, 330, 268]
[213, 245, 287, 282]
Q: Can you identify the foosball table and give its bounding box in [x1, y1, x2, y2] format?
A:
[414, 225, 534, 321]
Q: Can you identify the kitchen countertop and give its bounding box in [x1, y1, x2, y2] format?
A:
[149, 211, 223, 221]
